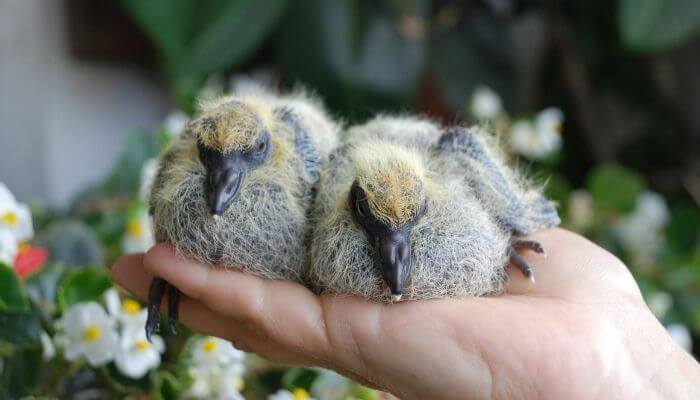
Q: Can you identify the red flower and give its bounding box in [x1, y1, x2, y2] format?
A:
[14, 243, 48, 279]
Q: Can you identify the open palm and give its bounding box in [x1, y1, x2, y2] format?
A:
[112, 228, 697, 400]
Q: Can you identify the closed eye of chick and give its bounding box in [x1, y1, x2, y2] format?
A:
[309, 116, 559, 302]
[147, 89, 340, 339]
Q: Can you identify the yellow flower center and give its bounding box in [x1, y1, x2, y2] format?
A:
[1, 211, 18, 226]
[82, 325, 102, 342]
[293, 389, 310, 400]
[122, 299, 141, 314]
[135, 340, 149, 351]
[202, 338, 218, 353]
[18, 242, 31, 254]
[127, 220, 143, 237]
[232, 376, 244, 391]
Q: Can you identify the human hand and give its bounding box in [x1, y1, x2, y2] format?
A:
[111, 228, 699, 400]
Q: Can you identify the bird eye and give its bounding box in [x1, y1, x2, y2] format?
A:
[355, 199, 370, 219]
[256, 140, 267, 155]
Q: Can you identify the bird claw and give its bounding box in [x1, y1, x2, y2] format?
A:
[509, 239, 546, 283]
[146, 277, 181, 342]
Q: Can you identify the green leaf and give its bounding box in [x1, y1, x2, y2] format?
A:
[281, 367, 318, 391]
[276, 1, 427, 119]
[152, 370, 183, 400]
[666, 204, 700, 253]
[175, 0, 289, 77]
[0, 263, 28, 310]
[25, 264, 66, 319]
[119, 0, 199, 62]
[586, 164, 645, 213]
[0, 309, 41, 345]
[1, 342, 42, 398]
[619, 0, 700, 52]
[99, 132, 159, 196]
[58, 268, 112, 311]
[121, 0, 289, 109]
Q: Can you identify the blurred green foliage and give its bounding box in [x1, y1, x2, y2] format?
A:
[2, 0, 700, 398]
[118, 0, 700, 359]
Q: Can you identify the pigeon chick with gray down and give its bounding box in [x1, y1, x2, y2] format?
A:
[147, 90, 340, 339]
[309, 116, 560, 302]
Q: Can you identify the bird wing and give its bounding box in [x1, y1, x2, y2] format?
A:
[437, 127, 560, 235]
[277, 107, 321, 184]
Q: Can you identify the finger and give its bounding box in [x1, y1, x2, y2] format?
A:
[113, 255, 315, 363]
[112, 255, 239, 338]
[142, 245, 333, 364]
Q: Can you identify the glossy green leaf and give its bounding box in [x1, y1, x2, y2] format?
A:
[619, 0, 700, 52]
[1, 342, 42, 398]
[122, 0, 289, 110]
[25, 264, 66, 318]
[58, 268, 112, 311]
[0, 309, 41, 345]
[281, 367, 318, 391]
[152, 370, 182, 400]
[0, 263, 28, 310]
[587, 165, 645, 213]
[666, 204, 700, 253]
[276, 1, 427, 119]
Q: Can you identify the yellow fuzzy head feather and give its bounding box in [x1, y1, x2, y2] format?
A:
[192, 97, 274, 153]
[350, 142, 426, 227]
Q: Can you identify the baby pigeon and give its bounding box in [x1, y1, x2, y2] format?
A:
[309, 116, 559, 302]
[147, 90, 340, 338]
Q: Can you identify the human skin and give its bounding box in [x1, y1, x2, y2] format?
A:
[111, 228, 700, 400]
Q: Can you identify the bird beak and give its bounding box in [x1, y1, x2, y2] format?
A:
[376, 229, 412, 298]
[207, 167, 245, 216]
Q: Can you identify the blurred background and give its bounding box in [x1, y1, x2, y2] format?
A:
[0, 0, 699, 398]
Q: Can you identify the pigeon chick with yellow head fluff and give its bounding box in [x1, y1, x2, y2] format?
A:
[309, 115, 559, 302]
[146, 90, 340, 339]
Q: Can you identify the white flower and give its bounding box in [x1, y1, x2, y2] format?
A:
[215, 364, 246, 400]
[122, 208, 155, 254]
[0, 182, 33, 242]
[0, 229, 18, 266]
[567, 190, 594, 229]
[163, 110, 190, 137]
[634, 191, 670, 228]
[534, 107, 564, 138]
[310, 369, 351, 400]
[614, 191, 670, 265]
[469, 86, 503, 120]
[509, 121, 539, 158]
[104, 288, 148, 332]
[268, 389, 315, 400]
[229, 69, 276, 96]
[186, 363, 245, 400]
[115, 328, 164, 379]
[139, 158, 159, 201]
[186, 336, 247, 399]
[509, 108, 563, 160]
[192, 337, 245, 367]
[647, 291, 673, 319]
[666, 324, 692, 353]
[40, 331, 56, 361]
[61, 302, 119, 366]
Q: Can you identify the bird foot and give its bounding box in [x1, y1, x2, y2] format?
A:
[146, 277, 181, 342]
[509, 239, 546, 283]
